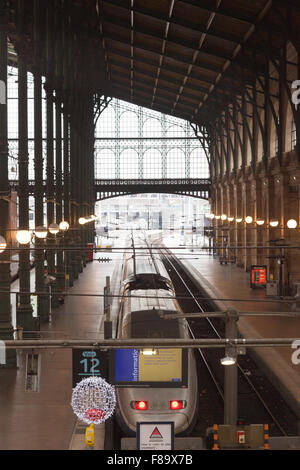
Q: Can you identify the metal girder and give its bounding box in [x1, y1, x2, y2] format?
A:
[112, 85, 195, 121]
[108, 59, 209, 97]
[99, 25, 270, 74]
[99, 1, 250, 48]
[106, 44, 223, 75]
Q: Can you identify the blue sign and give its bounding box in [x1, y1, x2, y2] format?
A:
[115, 349, 139, 382]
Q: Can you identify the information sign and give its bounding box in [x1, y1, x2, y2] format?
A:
[137, 422, 174, 450]
[110, 348, 188, 388]
[250, 265, 267, 288]
[72, 349, 109, 388]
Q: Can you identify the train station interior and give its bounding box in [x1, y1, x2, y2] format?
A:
[0, 0, 300, 453]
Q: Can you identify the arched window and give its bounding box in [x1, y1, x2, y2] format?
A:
[166, 124, 186, 137]
[120, 111, 139, 137]
[95, 149, 116, 179]
[95, 104, 115, 138]
[120, 149, 139, 178]
[190, 148, 209, 178]
[143, 149, 162, 178]
[143, 118, 162, 137]
[166, 149, 185, 178]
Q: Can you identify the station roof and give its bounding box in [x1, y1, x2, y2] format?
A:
[8, 0, 300, 126]
[92, 0, 298, 124]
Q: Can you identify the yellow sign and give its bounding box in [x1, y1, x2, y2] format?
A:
[139, 349, 182, 382]
[85, 423, 95, 448]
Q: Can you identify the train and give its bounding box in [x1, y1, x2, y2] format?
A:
[114, 237, 198, 436]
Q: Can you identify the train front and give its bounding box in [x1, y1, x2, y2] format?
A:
[114, 288, 198, 436]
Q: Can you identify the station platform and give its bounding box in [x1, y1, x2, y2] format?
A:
[164, 238, 300, 419]
[0, 250, 122, 450]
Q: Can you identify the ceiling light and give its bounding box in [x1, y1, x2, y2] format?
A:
[245, 216, 253, 224]
[220, 355, 236, 366]
[269, 219, 279, 227]
[221, 214, 227, 221]
[34, 226, 48, 239]
[0, 236, 7, 253]
[287, 219, 297, 229]
[16, 230, 31, 245]
[256, 218, 265, 226]
[59, 220, 69, 231]
[49, 223, 59, 235]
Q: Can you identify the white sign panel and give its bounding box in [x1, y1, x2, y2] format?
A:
[137, 422, 174, 450]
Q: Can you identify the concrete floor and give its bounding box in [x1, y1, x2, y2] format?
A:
[0, 251, 120, 450]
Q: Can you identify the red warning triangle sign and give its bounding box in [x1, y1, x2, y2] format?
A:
[150, 427, 163, 439]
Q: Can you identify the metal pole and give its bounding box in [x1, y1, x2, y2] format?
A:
[55, 101, 64, 295]
[16, 0, 34, 334]
[104, 276, 112, 339]
[0, 0, 16, 366]
[45, 3, 58, 308]
[224, 309, 238, 425]
[33, 0, 48, 323]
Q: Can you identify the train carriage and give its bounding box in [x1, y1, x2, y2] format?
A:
[114, 239, 198, 436]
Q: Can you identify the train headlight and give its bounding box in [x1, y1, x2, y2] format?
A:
[131, 400, 148, 410]
[170, 400, 186, 410]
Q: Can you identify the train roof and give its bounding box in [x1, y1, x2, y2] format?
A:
[127, 254, 170, 280]
[127, 288, 176, 314]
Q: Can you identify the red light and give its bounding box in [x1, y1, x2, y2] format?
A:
[135, 401, 148, 410]
[170, 400, 183, 410]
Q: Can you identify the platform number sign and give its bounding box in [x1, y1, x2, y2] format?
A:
[72, 349, 109, 388]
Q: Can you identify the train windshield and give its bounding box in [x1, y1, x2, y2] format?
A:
[130, 310, 180, 338]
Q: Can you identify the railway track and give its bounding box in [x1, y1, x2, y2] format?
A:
[157, 243, 299, 438]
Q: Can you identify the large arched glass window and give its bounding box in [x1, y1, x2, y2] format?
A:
[166, 124, 186, 137]
[143, 149, 162, 178]
[166, 149, 185, 178]
[120, 111, 139, 137]
[190, 148, 209, 178]
[95, 104, 115, 138]
[143, 118, 162, 137]
[95, 149, 116, 179]
[120, 149, 139, 178]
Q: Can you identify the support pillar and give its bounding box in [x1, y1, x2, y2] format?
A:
[0, 1, 16, 365]
[55, 101, 65, 295]
[224, 310, 238, 425]
[16, 36, 35, 334]
[34, 69, 49, 322]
